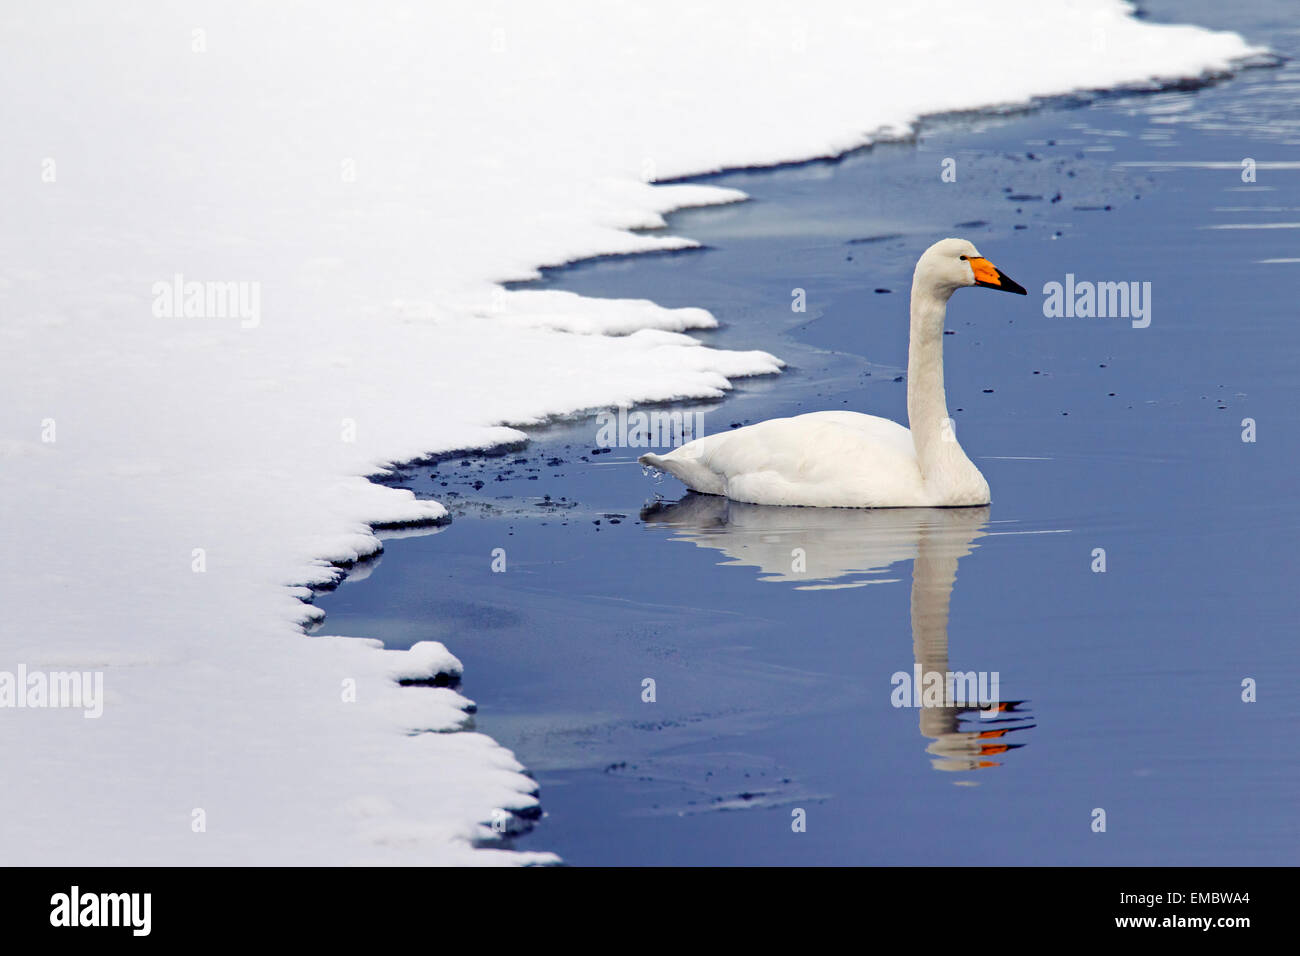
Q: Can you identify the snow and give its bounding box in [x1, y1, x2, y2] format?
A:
[0, 1, 1259, 863]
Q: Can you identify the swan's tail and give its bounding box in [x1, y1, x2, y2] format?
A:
[637, 445, 726, 496]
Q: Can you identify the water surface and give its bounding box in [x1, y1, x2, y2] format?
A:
[318, 0, 1300, 865]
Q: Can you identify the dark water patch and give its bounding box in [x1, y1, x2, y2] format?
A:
[846, 233, 905, 245]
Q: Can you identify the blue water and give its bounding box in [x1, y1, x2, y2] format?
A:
[317, 0, 1300, 864]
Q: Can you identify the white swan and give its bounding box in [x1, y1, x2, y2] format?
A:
[639, 238, 1026, 507]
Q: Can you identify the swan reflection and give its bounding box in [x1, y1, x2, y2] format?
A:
[640, 494, 1034, 771]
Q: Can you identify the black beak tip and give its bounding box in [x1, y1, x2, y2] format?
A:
[974, 272, 1027, 295]
[1001, 274, 1028, 295]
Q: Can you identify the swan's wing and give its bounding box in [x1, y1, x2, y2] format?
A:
[781, 410, 916, 457]
[641, 412, 923, 508]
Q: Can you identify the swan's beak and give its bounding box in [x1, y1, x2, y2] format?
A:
[969, 257, 1027, 295]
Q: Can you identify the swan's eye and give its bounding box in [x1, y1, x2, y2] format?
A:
[959, 255, 968, 260]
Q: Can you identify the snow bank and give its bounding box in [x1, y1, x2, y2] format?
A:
[0, 1, 1258, 863]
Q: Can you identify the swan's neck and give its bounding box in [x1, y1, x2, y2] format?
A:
[907, 288, 955, 479]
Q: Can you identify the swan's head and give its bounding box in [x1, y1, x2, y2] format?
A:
[916, 238, 1027, 297]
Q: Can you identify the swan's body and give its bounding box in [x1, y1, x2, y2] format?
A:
[639, 238, 1026, 508]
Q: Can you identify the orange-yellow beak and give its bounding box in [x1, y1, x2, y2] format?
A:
[968, 256, 1027, 295]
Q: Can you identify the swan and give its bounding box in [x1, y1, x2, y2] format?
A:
[638, 238, 1026, 507]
